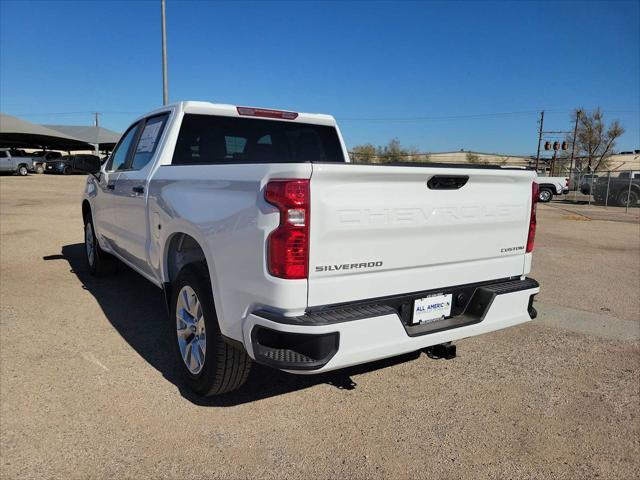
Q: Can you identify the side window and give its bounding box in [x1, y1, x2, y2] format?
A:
[0, 151, 7, 158]
[106, 123, 140, 172]
[129, 114, 169, 170]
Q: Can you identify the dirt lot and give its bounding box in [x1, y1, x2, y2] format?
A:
[1, 174, 639, 479]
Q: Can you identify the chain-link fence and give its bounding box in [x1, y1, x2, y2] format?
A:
[561, 169, 639, 212]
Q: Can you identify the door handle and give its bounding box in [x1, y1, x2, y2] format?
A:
[427, 175, 469, 190]
[106, 183, 115, 190]
[132, 185, 145, 194]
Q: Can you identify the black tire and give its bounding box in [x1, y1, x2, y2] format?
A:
[17, 165, 28, 176]
[84, 217, 118, 276]
[36, 165, 44, 174]
[171, 264, 251, 396]
[618, 189, 639, 207]
[538, 188, 553, 203]
[63, 166, 71, 175]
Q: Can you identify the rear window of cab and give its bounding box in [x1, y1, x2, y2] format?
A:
[171, 114, 345, 165]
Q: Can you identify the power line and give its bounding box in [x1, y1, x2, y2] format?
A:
[338, 110, 543, 122]
[338, 108, 639, 122]
[11, 111, 144, 116]
[8, 108, 637, 120]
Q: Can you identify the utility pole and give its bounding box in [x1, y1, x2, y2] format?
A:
[535, 111, 544, 172]
[161, 0, 169, 105]
[568, 109, 581, 188]
[93, 112, 100, 157]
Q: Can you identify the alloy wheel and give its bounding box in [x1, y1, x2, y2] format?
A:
[176, 285, 207, 375]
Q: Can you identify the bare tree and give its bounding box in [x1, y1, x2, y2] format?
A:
[567, 108, 625, 172]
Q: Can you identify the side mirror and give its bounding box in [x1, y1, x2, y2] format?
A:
[72, 156, 101, 175]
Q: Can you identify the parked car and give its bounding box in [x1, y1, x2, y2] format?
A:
[534, 176, 569, 202]
[593, 171, 640, 206]
[45, 154, 99, 174]
[74, 101, 540, 396]
[31, 151, 62, 173]
[0, 148, 35, 175]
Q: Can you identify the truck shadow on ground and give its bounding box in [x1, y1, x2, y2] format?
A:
[45, 243, 422, 407]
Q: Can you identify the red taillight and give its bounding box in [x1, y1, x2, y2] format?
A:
[265, 180, 309, 279]
[527, 182, 538, 253]
[565, 178, 569, 187]
[237, 106, 298, 120]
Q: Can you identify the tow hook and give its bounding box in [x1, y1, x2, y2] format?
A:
[425, 342, 456, 360]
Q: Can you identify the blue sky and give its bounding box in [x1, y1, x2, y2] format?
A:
[1, 0, 638, 154]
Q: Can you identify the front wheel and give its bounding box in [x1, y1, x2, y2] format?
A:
[172, 264, 251, 396]
[17, 165, 28, 176]
[538, 188, 553, 203]
[35, 165, 44, 174]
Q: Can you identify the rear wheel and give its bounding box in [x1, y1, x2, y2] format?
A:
[17, 165, 28, 176]
[618, 190, 639, 207]
[538, 188, 553, 203]
[84, 218, 118, 276]
[63, 166, 71, 175]
[36, 165, 44, 174]
[171, 264, 251, 396]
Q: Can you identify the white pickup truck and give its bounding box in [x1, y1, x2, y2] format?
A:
[534, 175, 569, 202]
[75, 101, 540, 396]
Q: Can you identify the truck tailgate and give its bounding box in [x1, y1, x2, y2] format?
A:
[307, 163, 535, 307]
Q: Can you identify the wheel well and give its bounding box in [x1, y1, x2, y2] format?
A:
[165, 233, 208, 284]
[82, 200, 91, 224]
[537, 184, 554, 191]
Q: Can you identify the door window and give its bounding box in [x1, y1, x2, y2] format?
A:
[0, 151, 7, 158]
[129, 114, 169, 170]
[106, 123, 140, 172]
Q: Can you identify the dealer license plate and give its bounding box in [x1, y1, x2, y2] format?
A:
[412, 293, 453, 325]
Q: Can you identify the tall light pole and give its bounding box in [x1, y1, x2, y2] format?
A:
[568, 109, 581, 188]
[161, 0, 169, 105]
[534, 111, 544, 172]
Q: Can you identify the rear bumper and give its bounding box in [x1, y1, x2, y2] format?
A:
[243, 277, 540, 373]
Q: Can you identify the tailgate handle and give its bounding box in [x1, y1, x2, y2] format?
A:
[427, 175, 469, 190]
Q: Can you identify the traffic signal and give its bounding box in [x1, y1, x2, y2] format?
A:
[561, 141, 568, 150]
[544, 141, 551, 150]
[553, 141, 559, 151]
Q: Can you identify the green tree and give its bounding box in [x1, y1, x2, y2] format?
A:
[350, 144, 377, 163]
[350, 139, 425, 163]
[466, 152, 481, 164]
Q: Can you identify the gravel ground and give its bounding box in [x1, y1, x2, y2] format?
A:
[532, 203, 640, 322]
[1, 174, 638, 479]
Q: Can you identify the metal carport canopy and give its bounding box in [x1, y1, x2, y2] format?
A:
[0, 113, 93, 151]
[43, 125, 121, 150]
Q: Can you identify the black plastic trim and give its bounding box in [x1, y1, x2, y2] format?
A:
[250, 326, 339, 370]
[254, 304, 398, 326]
[253, 277, 540, 336]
